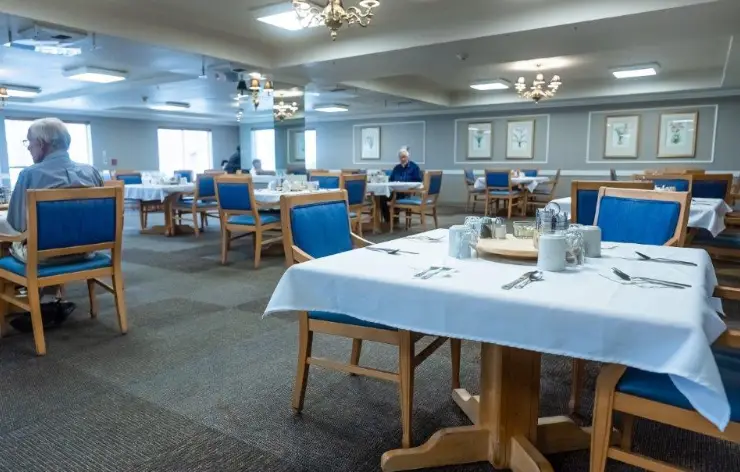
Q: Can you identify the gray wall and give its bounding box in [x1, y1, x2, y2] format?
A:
[0, 112, 239, 173]
[311, 97, 740, 203]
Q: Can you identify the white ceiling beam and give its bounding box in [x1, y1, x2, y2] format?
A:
[721, 36, 740, 88]
[341, 80, 452, 107]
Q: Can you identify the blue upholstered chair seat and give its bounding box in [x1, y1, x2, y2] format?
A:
[309, 311, 396, 331]
[174, 200, 218, 210]
[396, 197, 434, 206]
[616, 349, 740, 422]
[488, 191, 522, 196]
[469, 188, 485, 194]
[693, 230, 740, 248]
[0, 253, 112, 278]
[227, 213, 280, 225]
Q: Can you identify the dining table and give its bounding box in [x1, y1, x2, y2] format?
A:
[264, 228, 728, 471]
[124, 183, 196, 236]
[474, 175, 550, 192]
[550, 196, 733, 237]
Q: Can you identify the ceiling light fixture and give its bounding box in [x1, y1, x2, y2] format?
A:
[274, 89, 304, 98]
[150, 101, 191, 112]
[315, 104, 348, 113]
[515, 64, 561, 103]
[1, 85, 42, 98]
[470, 79, 510, 91]
[611, 63, 660, 79]
[64, 66, 128, 83]
[293, 0, 380, 40]
[274, 96, 299, 121]
[237, 72, 273, 110]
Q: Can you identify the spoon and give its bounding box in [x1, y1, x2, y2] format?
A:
[634, 251, 697, 266]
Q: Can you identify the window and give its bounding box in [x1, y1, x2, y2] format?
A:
[157, 128, 213, 176]
[5, 119, 93, 188]
[305, 129, 317, 170]
[251, 128, 276, 171]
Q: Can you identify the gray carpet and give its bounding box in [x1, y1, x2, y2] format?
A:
[0, 207, 738, 472]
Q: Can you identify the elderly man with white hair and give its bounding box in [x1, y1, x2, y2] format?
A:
[379, 146, 424, 222]
[7, 117, 103, 260]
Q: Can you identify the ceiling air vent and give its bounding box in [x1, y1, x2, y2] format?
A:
[5, 22, 88, 56]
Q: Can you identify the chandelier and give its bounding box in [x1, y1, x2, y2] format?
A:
[293, 0, 380, 40]
[237, 72, 273, 110]
[273, 97, 299, 121]
[515, 65, 562, 103]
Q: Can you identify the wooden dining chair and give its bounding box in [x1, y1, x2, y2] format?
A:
[389, 170, 442, 232]
[114, 171, 162, 229]
[570, 187, 691, 415]
[172, 173, 220, 237]
[688, 174, 739, 257]
[342, 174, 369, 236]
[214, 174, 282, 268]
[341, 168, 363, 174]
[280, 190, 459, 448]
[174, 170, 193, 183]
[463, 169, 485, 213]
[0, 187, 128, 356]
[204, 169, 227, 175]
[526, 169, 560, 214]
[649, 174, 693, 192]
[309, 170, 342, 189]
[483, 170, 524, 218]
[570, 180, 654, 225]
[690, 173, 733, 202]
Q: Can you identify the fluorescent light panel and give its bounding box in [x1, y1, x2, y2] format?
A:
[275, 89, 304, 98]
[470, 79, 510, 91]
[315, 104, 348, 113]
[254, 2, 319, 31]
[2, 85, 41, 98]
[150, 101, 190, 112]
[64, 66, 128, 83]
[611, 63, 660, 79]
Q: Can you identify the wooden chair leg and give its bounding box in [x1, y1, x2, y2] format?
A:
[590, 367, 620, 472]
[138, 208, 146, 230]
[27, 283, 47, 356]
[484, 197, 490, 216]
[390, 205, 395, 232]
[450, 338, 461, 390]
[420, 208, 427, 231]
[0, 281, 9, 339]
[432, 207, 439, 229]
[221, 229, 230, 265]
[620, 414, 635, 451]
[399, 331, 414, 448]
[192, 209, 200, 237]
[466, 194, 471, 212]
[86, 279, 98, 319]
[507, 198, 513, 219]
[292, 313, 313, 412]
[253, 230, 263, 269]
[111, 270, 128, 334]
[357, 217, 363, 237]
[569, 359, 585, 415]
[350, 338, 362, 371]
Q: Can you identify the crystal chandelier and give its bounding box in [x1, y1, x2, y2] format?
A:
[293, 0, 380, 40]
[273, 97, 299, 122]
[515, 65, 562, 103]
[237, 72, 273, 110]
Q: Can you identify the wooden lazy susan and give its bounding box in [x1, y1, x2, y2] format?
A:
[476, 234, 538, 260]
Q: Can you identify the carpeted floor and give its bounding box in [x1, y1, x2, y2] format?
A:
[0, 207, 738, 472]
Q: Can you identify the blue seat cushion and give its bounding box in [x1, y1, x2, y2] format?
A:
[0, 253, 112, 278]
[228, 212, 280, 225]
[396, 197, 434, 205]
[694, 230, 740, 248]
[309, 311, 396, 330]
[488, 191, 522, 196]
[617, 350, 740, 422]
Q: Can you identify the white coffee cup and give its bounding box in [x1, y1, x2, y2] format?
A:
[537, 233, 567, 272]
[581, 225, 602, 258]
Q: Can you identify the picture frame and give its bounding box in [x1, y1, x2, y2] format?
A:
[506, 120, 535, 159]
[467, 122, 492, 159]
[288, 129, 306, 162]
[361, 127, 381, 159]
[604, 115, 640, 158]
[657, 112, 698, 158]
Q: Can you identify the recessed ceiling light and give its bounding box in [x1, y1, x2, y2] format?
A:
[150, 101, 191, 112]
[254, 3, 320, 31]
[611, 63, 660, 79]
[2, 84, 41, 98]
[64, 66, 128, 83]
[470, 79, 510, 91]
[315, 104, 349, 113]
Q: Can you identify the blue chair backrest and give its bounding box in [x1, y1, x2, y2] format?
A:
[311, 175, 340, 189]
[343, 179, 366, 206]
[575, 189, 599, 225]
[198, 175, 216, 198]
[596, 196, 680, 245]
[486, 172, 509, 188]
[464, 169, 475, 185]
[117, 174, 142, 185]
[291, 201, 353, 258]
[692, 180, 729, 200]
[522, 170, 538, 177]
[217, 181, 253, 211]
[428, 173, 443, 196]
[174, 170, 193, 183]
[652, 178, 690, 192]
[37, 197, 116, 251]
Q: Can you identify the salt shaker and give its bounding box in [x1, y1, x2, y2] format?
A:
[493, 218, 507, 239]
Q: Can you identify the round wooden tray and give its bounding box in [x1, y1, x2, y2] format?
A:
[476, 235, 538, 260]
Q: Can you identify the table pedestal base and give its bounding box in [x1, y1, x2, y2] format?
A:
[382, 344, 619, 472]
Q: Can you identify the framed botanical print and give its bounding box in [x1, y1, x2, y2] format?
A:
[361, 127, 381, 159]
[467, 123, 492, 159]
[658, 112, 698, 158]
[604, 115, 640, 158]
[506, 120, 535, 159]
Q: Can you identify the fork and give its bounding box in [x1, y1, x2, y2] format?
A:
[611, 267, 691, 288]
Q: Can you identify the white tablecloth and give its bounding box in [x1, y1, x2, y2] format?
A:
[124, 184, 195, 202]
[366, 182, 423, 198]
[254, 189, 336, 205]
[474, 176, 550, 192]
[265, 229, 730, 430]
[550, 197, 732, 237]
[0, 211, 18, 236]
